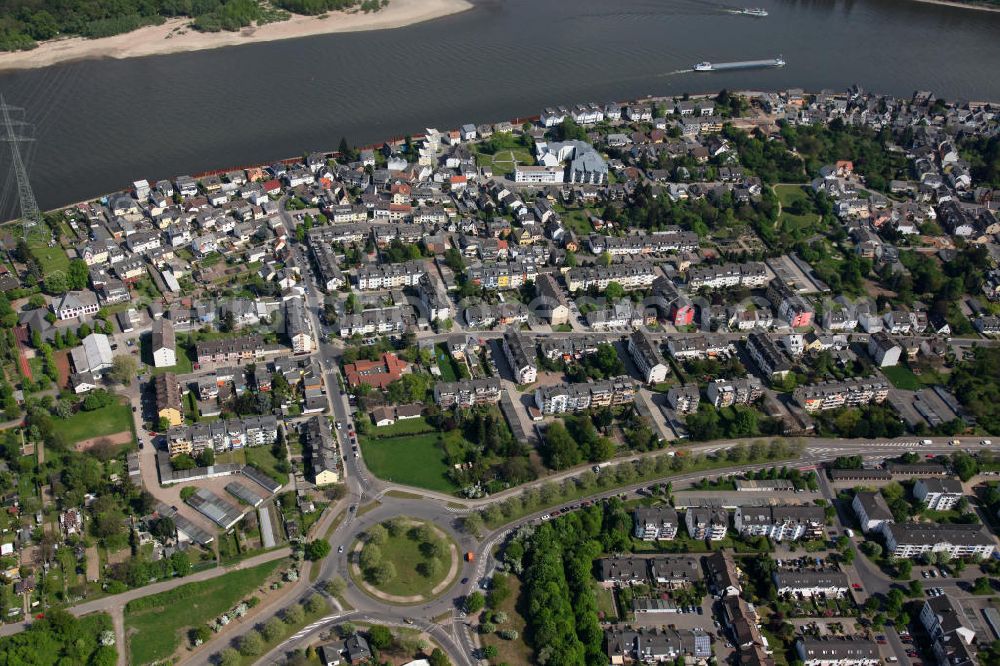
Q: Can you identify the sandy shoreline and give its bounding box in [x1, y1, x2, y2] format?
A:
[910, 0, 1000, 11]
[0, 0, 472, 72]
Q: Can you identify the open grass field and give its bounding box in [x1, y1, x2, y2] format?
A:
[355, 520, 455, 598]
[359, 432, 459, 493]
[773, 184, 821, 234]
[434, 344, 460, 382]
[28, 239, 70, 276]
[124, 560, 280, 665]
[480, 576, 533, 665]
[51, 400, 133, 445]
[245, 445, 289, 485]
[881, 364, 923, 390]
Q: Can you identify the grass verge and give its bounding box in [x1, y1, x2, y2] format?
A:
[124, 560, 281, 665]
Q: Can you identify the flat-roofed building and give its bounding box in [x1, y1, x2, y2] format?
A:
[883, 523, 995, 559]
[773, 570, 849, 597]
[913, 477, 964, 511]
[795, 637, 879, 666]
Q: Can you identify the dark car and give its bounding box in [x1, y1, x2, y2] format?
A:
[461, 577, 469, 584]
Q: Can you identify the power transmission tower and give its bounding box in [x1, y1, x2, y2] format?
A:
[0, 93, 40, 237]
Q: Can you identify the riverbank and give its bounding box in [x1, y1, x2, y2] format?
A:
[0, 0, 472, 72]
[911, 0, 1000, 12]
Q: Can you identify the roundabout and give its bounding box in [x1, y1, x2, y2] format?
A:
[349, 516, 461, 605]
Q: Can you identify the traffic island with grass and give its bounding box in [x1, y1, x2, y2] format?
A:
[349, 517, 460, 604]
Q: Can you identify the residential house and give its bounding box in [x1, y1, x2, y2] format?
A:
[852, 491, 894, 534]
[503, 328, 537, 385]
[151, 318, 177, 368]
[154, 373, 184, 427]
[628, 330, 669, 384]
[633, 506, 679, 541]
[686, 507, 728, 540]
[913, 478, 964, 511]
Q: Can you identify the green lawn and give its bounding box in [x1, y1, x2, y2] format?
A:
[473, 133, 535, 174]
[435, 344, 460, 382]
[882, 364, 922, 390]
[561, 209, 595, 236]
[355, 520, 455, 598]
[773, 184, 821, 234]
[29, 240, 70, 275]
[594, 583, 618, 621]
[480, 576, 533, 665]
[245, 445, 289, 485]
[359, 432, 459, 493]
[124, 560, 281, 665]
[51, 401, 133, 445]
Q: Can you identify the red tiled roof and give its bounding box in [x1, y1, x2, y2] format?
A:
[343, 352, 408, 389]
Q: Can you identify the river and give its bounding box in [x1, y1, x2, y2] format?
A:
[1, 0, 999, 218]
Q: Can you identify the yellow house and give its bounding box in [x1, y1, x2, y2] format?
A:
[158, 406, 184, 428]
[315, 468, 340, 486]
[153, 373, 185, 427]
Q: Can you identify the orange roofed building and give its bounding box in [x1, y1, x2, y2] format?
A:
[343, 352, 409, 389]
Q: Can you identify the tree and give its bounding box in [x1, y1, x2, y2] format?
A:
[367, 523, 389, 545]
[482, 645, 498, 659]
[238, 630, 264, 656]
[109, 354, 139, 385]
[304, 539, 331, 561]
[261, 617, 285, 641]
[304, 593, 326, 614]
[370, 561, 396, 585]
[895, 558, 912, 581]
[282, 604, 305, 625]
[191, 625, 212, 645]
[218, 648, 242, 666]
[461, 513, 485, 536]
[68, 259, 89, 290]
[465, 591, 485, 614]
[360, 543, 382, 570]
[972, 577, 993, 595]
[368, 625, 393, 649]
[323, 576, 346, 596]
[43, 272, 67, 294]
[196, 448, 215, 466]
[428, 648, 451, 666]
[385, 517, 405, 537]
[540, 420, 580, 470]
[604, 281, 625, 302]
[418, 557, 441, 578]
[157, 416, 171, 432]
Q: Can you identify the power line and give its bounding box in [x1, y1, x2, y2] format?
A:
[0, 93, 41, 239]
